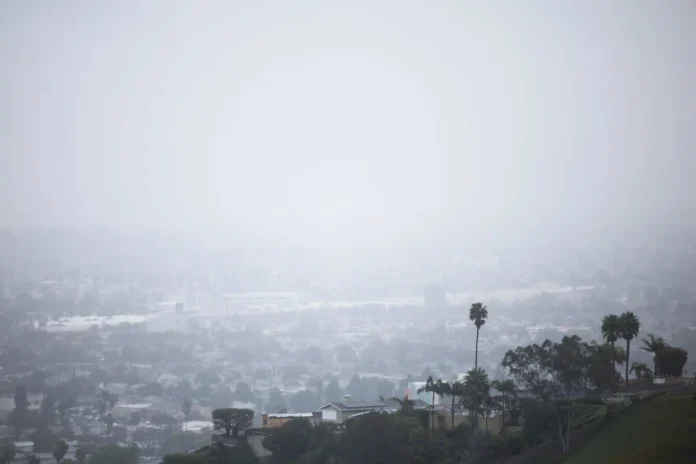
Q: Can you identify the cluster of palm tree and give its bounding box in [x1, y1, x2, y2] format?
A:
[640, 333, 666, 377]
[600, 311, 641, 388]
[417, 368, 517, 436]
[413, 302, 520, 436]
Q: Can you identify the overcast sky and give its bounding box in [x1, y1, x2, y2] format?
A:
[2, 1, 695, 253]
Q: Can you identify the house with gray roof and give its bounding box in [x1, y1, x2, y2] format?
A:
[319, 398, 429, 425]
[319, 400, 387, 425]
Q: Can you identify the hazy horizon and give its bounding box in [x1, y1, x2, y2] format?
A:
[2, 1, 695, 253]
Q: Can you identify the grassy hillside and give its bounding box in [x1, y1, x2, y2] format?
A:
[564, 393, 696, 464]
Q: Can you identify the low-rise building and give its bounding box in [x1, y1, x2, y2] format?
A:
[319, 401, 388, 425]
[261, 412, 315, 428]
[111, 402, 152, 420]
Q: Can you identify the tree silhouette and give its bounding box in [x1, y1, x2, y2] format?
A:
[469, 303, 488, 369]
[53, 440, 68, 464]
[491, 379, 517, 432]
[2, 439, 16, 463]
[601, 314, 620, 391]
[641, 333, 666, 377]
[463, 368, 490, 428]
[618, 312, 641, 386]
[13, 385, 29, 428]
[630, 362, 652, 381]
[417, 375, 439, 437]
[181, 397, 192, 431]
[212, 408, 253, 438]
[439, 380, 466, 429]
[75, 448, 86, 464]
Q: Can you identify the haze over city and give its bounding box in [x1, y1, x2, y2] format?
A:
[3, 1, 695, 255]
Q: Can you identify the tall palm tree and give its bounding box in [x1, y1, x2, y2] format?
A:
[601, 314, 620, 390]
[491, 379, 517, 432]
[481, 394, 498, 432]
[469, 303, 488, 369]
[641, 333, 666, 378]
[463, 367, 490, 428]
[618, 311, 641, 386]
[440, 380, 466, 430]
[418, 375, 438, 437]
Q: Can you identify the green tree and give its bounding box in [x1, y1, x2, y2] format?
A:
[103, 413, 114, 441]
[211, 408, 253, 438]
[584, 342, 624, 392]
[469, 302, 488, 370]
[2, 439, 16, 463]
[163, 442, 257, 464]
[491, 379, 517, 432]
[30, 427, 58, 453]
[27, 456, 41, 464]
[290, 389, 321, 413]
[481, 394, 498, 432]
[231, 381, 255, 403]
[129, 412, 141, 425]
[417, 375, 439, 437]
[630, 362, 652, 381]
[306, 376, 324, 397]
[108, 393, 118, 410]
[440, 380, 466, 429]
[336, 411, 427, 464]
[262, 418, 313, 463]
[75, 448, 87, 464]
[463, 368, 490, 429]
[181, 397, 192, 430]
[53, 440, 68, 464]
[658, 345, 689, 377]
[41, 393, 57, 425]
[266, 387, 285, 412]
[13, 385, 29, 428]
[618, 311, 641, 386]
[641, 333, 666, 377]
[501, 336, 603, 455]
[601, 314, 620, 391]
[57, 398, 75, 423]
[324, 380, 342, 403]
[210, 385, 233, 407]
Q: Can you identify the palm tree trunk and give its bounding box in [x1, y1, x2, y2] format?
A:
[500, 393, 506, 433]
[431, 391, 435, 437]
[625, 340, 631, 386]
[610, 341, 616, 392]
[475, 328, 480, 369]
[485, 410, 489, 431]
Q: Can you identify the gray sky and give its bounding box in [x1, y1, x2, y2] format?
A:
[2, 1, 695, 252]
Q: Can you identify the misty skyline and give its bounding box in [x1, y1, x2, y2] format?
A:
[2, 1, 695, 252]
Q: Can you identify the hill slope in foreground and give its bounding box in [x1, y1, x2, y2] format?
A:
[564, 392, 696, 464]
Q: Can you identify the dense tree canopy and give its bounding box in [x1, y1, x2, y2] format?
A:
[212, 408, 253, 438]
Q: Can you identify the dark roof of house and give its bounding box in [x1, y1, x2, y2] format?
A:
[380, 398, 430, 410]
[320, 401, 386, 411]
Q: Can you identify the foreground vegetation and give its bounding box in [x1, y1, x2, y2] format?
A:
[160, 308, 691, 463]
[564, 393, 696, 464]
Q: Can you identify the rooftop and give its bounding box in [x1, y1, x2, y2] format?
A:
[320, 401, 386, 411]
[267, 413, 314, 418]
